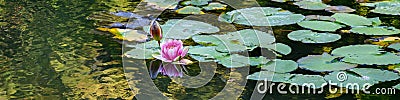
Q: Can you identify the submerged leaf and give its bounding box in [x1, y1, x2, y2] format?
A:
[297, 21, 343, 32]
[288, 30, 341, 43]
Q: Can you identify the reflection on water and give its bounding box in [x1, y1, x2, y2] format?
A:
[0, 0, 137, 99]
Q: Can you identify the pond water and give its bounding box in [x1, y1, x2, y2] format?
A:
[1, 0, 400, 99]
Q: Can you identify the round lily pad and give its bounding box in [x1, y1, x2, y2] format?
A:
[218, 7, 305, 26]
[294, 1, 328, 10]
[297, 53, 357, 72]
[350, 26, 400, 35]
[202, 2, 227, 10]
[144, 19, 219, 39]
[331, 44, 400, 65]
[332, 13, 372, 26]
[388, 43, 400, 51]
[288, 30, 341, 43]
[176, 6, 205, 14]
[297, 21, 343, 32]
[261, 59, 298, 73]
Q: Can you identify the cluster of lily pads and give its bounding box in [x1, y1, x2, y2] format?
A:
[118, 0, 400, 94]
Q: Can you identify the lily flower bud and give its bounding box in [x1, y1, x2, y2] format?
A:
[150, 20, 162, 42]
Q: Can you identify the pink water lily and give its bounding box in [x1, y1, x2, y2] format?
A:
[153, 39, 191, 64]
[151, 39, 192, 77]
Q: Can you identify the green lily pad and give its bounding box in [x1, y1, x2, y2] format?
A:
[351, 68, 400, 82]
[249, 56, 271, 66]
[261, 59, 298, 73]
[216, 54, 250, 68]
[214, 33, 248, 53]
[218, 7, 305, 26]
[188, 46, 227, 59]
[368, 17, 382, 26]
[124, 48, 156, 59]
[287, 74, 327, 88]
[325, 68, 400, 90]
[332, 13, 372, 26]
[189, 54, 215, 62]
[297, 21, 343, 32]
[176, 6, 204, 14]
[191, 35, 221, 46]
[202, 2, 227, 10]
[331, 44, 400, 65]
[324, 71, 376, 90]
[294, 1, 328, 10]
[144, 19, 219, 39]
[247, 71, 293, 82]
[350, 26, 400, 35]
[190, 0, 211, 6]
[144, 0, 180, 9]
[372, 6, 400, 15]
[388, 43, 400, 51]
[297, 53, 357, 72]
[237, 29, 276, 47]
[394, 83, 400, 90]
[130, 40, 160, 49]
[288, 30, 341, 43]
[261, 43, 292, 55]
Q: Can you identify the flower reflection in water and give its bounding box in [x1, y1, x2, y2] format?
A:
[150, 39, 192, 78]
